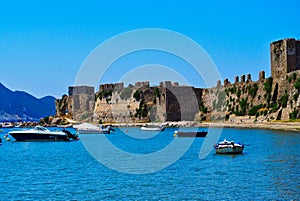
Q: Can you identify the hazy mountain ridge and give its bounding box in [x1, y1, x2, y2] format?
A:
[0, 83, 56, 122]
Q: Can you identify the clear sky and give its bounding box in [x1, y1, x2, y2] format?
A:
[1, 0, 299, 98]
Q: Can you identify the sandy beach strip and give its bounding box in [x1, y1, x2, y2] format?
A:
[108, 121, 300, 132]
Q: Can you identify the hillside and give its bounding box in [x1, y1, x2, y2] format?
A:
[0, 83, 56, 122]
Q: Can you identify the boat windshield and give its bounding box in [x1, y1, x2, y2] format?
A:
[35, 126, 48, 131]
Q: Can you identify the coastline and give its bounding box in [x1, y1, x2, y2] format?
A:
[107, 120, 300, 132]
[199, 121, 300, 132]
[3, 119, 300, 132]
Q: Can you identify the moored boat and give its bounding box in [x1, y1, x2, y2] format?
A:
[74, 123, 115, 134]
[214, 139, 244, 154]
[141, 125, 164, 131]
[1, 123, 14, 128]
[8, 126, 78, 142]
[174, 130, 207, 137]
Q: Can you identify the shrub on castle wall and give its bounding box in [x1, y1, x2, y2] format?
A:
[133, 90, 141, 101]
[95, 90, 112, 101]
[263, 77, 273, 107]
[154, 87, 160, 97]
[249, 104, 263, 116]
[294, 78, 300, 91]
[293, 93, 298, 101]
[293, 73, 297, 81]
[279, 93, 288, 108]
[199, 100, 208, 114]
[290, 109, 299, 120]
[134, 99, 148, 119]
[248, 83, 258, 98]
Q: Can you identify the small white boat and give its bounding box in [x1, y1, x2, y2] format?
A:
[214, 139, 244, 154]
[74, 123, 115, 134]
[1, 123, 14, 128]
[141, 125, 164, 131]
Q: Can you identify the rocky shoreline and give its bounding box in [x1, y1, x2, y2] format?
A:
[2, 118, 300, 132]
[108, 120, 300, 132]
[199, 121, 300, 132]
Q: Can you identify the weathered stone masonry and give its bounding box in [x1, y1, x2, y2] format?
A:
[56, 38, 300, 122]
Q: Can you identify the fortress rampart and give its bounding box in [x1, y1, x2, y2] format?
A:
[57, 38, 300, 122]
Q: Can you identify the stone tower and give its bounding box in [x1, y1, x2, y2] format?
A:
[68, 86, 95, 121]
[271, 38, 300, 80]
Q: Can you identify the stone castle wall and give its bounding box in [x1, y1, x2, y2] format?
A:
[57, 38, 300, 122]
[93, 81, 202, 123]
[68, 86, 95, 122]
[164, 81, 202, 121]
[271, 38, 300, 81]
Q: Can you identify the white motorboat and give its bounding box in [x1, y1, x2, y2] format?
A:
[141, 125, 164, 131]
[8, 126, 78, 142]
[214, 139, 244, 154]
[1, 123, 14, 128]
[74, 123, 115, 134]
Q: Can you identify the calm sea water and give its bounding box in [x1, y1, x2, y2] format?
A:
[0, 127, 299, 200]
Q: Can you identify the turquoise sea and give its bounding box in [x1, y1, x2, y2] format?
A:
[0, 127, 299, 200]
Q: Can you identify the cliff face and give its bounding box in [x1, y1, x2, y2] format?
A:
[55, 94, 72, 118]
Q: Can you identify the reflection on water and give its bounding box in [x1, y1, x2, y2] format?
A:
[0, 127, 299, 200]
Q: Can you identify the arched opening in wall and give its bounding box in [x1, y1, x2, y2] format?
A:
[272, 83, 279, 104]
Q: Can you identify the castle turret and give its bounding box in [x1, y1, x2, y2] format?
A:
[240, 75, 245, 83]
[235, 76, 239, 84]
[259, 70, 265, 80]
[271, 38, 300, 80]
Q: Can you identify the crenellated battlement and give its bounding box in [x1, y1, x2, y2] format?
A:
[221, 71, 266, 87]
[134, 81, 149, 89]
[68, 86, 94, 96]
[99, 83, 124, 92]
[59, 38, 300, 122]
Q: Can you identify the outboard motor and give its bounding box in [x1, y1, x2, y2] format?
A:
[62, 129, 79, 140]
[107, 126, 115, 132]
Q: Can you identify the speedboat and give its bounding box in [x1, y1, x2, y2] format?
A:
[141, 125, 164, 131]
[9, 126, 78, 142]
[74, 123, 115, 134]
[214, 139, 244, 154]
[174, 130, 207, 137]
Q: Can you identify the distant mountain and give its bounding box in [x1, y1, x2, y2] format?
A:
[0, 83, 56, 122]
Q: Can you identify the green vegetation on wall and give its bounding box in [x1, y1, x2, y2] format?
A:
[135, 99, 148, 119]
[264, 77, 273, 106]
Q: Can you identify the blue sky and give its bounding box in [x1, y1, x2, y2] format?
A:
[0, 0, 299, 98]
